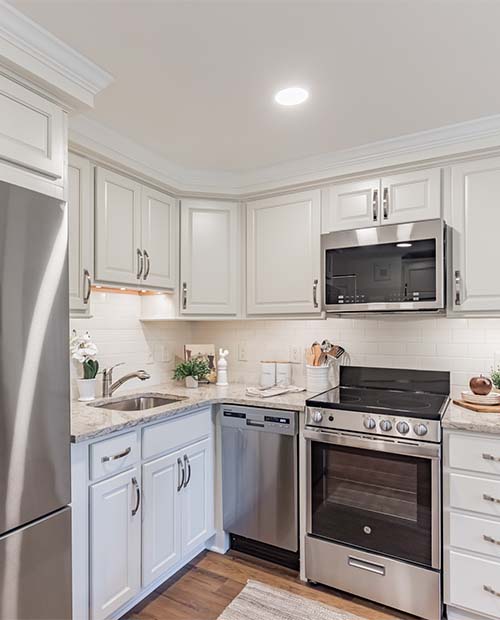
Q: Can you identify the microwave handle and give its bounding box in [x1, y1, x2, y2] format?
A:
[372, 189, 378, 222]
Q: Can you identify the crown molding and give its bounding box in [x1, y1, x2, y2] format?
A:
[69, 116, 244, 196]
[70, 113, 500, 197]
[237, 114, 500, 195]
[0, 1, 113, 109]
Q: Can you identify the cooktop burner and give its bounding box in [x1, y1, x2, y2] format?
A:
[306, 386, 448, 420]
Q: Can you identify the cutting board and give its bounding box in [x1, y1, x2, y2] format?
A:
[453, 399, 500, 413]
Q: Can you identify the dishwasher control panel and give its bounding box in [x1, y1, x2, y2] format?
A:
[222, 406, 297, 435]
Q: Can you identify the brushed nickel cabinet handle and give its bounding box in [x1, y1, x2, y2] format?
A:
[182, 282, 188, 310]
[484, 585, 500, 597]
[483, 453, 500, 463]
[143, 249, 150, 280]
[313, 279, 319, 308]
[136, 248, 143, 280]
[382, 187, 389, 220]
[131, 477, 141, 516]
[183, 454, 191, 488]
[83, 269, 91, 304]
[483, 534, 500, 545]
[177, 457, 185, 492]
[455, 270, 461, 305]
[483, 493, 500, 504]
[372, 189, 378, 222]
[101, 446, 131, 463]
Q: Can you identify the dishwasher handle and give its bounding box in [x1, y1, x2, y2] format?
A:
[246, 419, 265, 428]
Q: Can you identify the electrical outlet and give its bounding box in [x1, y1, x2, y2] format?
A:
[238, 342, 248, 361]
[289, 345, 302, 364]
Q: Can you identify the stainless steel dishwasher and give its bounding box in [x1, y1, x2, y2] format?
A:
[221, 405, 298, 567]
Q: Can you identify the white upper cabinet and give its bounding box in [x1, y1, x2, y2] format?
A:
[380, 168, 441, 225]
[329, 178, 380, 231]
[0, 74, 65, 181]
[95, 167, 142, 285]
[95, 167, 177, 289]
[141, 187, 178, 289]
[450, 156, 500, 312]
[68, 153, 93, 314]
[180, 199, 240, 315]
[328, 168, 441, 232]
[246, 189, 321, 315]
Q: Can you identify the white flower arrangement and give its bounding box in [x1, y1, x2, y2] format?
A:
[70, 330, 99, 379]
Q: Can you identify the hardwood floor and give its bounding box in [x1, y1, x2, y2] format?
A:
[125, 550, 415, 620]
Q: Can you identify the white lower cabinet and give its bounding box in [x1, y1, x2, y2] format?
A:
[445, 430, 500, 620]
[90, 468, 141, 620]
[74, 408, 215, 620]
[181, 439, 213, 555]
[142, 437, 213, 587]
[141, 451, 182, 587]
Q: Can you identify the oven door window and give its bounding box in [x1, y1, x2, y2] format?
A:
[310, 442, 432, 567]
[325, 239, 436, 305]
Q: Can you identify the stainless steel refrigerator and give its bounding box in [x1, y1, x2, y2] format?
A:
[0, 181, 72, 619]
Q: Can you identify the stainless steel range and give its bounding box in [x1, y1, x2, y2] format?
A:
[304, 366, 449, 620]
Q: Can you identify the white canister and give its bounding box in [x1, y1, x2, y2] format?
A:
[276, 362, 292, 387]
[260, 361, 276, 388]
[306, 362, 340, 394]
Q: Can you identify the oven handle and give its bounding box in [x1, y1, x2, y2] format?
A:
[348, 555, 386, 576]
[303, 428, 440, 460]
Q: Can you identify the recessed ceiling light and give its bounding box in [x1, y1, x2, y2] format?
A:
[397, 242, 413, 248]
[274, 86, 309, 106]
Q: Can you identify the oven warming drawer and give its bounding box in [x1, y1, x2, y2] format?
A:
[305, 536, 441, 620]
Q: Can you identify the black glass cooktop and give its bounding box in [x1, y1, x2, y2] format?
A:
[306, 366, 450, 420]
[306, 386, 448, 420]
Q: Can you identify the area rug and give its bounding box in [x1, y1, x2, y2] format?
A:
[217, 580, 362, 620]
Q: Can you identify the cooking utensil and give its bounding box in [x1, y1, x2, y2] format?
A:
[312, 342, 322, 366]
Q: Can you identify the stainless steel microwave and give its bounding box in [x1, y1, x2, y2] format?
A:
[321, 219, 445, 313]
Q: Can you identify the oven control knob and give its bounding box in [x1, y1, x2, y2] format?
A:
[380, 419, 393, 432]
[363, 417, 376, 430]
[396, 421, 410, 435]
[311, 410, 323, 424]
[414, 423, 428, 436]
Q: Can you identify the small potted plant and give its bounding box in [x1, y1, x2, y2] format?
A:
[491, 366, 500, 392]
[173, 357, 210, 388]
[71, 330, 99, 401]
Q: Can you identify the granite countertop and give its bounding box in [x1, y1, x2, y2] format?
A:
[442, 402, 500, 435]
[71, 381, 309, 443]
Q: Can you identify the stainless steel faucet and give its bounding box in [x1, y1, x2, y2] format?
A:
[101, 363, 151, 397]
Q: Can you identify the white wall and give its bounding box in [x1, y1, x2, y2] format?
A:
[191, 315, 500, 397]
[70, 291, 192, 397]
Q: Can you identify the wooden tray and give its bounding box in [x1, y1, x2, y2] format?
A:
[453, 399, 500, 413]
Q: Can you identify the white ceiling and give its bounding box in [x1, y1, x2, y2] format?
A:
[10, 0, 500, 174]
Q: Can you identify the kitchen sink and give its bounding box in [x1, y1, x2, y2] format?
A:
[92, 395, 186, 412]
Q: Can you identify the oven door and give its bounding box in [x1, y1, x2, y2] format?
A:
[321, 219, 445, 312]
[304, 429, 440, 569]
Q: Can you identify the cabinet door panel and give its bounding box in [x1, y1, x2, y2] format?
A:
[381, 168, 441, 224]
[95, 167, 142, 285]
[247, 190, 321, 314]
[0, 74, 64, 180]
[451, 157, 500, 311]
[68, 153, 93, 313]
[329, 179, 380, 231]
[141, 187, 178, 289]
[180, 200, 239, 314]
[142, 451, 182, 587]
[182, 439, 213, 556]
[90, 468, 141, 620]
